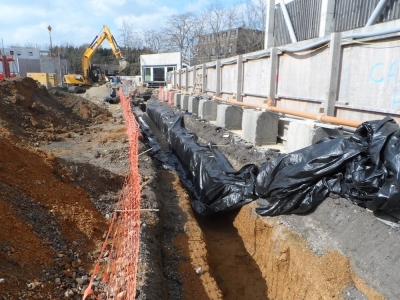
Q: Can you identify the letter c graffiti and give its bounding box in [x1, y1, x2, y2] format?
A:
[370, 63, 384, 83]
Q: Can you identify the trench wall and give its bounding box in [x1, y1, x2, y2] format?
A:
[171, 19, 400, 124]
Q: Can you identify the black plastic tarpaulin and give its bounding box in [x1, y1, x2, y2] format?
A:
[146, 102, 257, 215]
[145, 101, 400, 217]
[255, 117, 400, 216]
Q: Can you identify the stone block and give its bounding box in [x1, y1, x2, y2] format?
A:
[182, 95, 189, 111]
[241, 109, 278, 145]
[173, 93, 182, 107]
[199, 100, 218, 121]
[216, 104, 243, 130]
[286, 120, 342, 152]
[188, 96, 199, 115]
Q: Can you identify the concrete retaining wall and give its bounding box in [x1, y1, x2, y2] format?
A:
[170, 20, 400, 126]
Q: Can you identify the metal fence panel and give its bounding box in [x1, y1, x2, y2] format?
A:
[274, 0, 322, 47]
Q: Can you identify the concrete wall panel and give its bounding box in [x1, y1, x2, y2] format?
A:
[277, 49, 330, 101]
[243, 58, 270, 97]
[221, 64, 237, 94]
[338, 41, 400, 114]
[207, 68, 217, 92]
[277, 98, 322, 114]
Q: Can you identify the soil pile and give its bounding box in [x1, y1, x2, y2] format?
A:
[0, 78, 117, 299]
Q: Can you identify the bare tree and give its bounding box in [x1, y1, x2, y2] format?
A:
[143, 30, 165, 53]
[236, 0, 266, 52]
[200, 1, 240, 60]
[163, 13, 198, 58]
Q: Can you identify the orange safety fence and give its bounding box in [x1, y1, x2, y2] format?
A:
[84, 89, 141, 300]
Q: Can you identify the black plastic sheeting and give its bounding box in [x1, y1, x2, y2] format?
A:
[145, 102, 257, 215]
[145, 101, 400, 217]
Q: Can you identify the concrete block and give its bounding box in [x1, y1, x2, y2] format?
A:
[188, 96, 199, 115]
[241, 109, 278, 145]
[182, 95, 189, 111]
[199, 100, 218, 121]
[216, 104, 243, 130]
[286, 120, 342, 152]
[173, 93, 182, 107]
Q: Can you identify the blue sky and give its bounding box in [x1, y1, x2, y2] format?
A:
[0, 0, 244, 49]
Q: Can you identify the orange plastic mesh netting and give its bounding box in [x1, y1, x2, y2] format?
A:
[84, 89, 141, 300]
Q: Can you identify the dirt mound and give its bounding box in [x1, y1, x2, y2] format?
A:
[0, 77, 111, 146]
[0, 77, 119, 299]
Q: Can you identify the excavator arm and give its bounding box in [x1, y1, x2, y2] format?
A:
[64, 25, 130, 88]
[82, 25, 129, 82]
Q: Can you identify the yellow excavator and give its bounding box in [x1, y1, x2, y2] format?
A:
[64, 25, 130, 93]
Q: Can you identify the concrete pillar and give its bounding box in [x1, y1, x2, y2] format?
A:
[236, 55, 243, 102]
[202, 63, 206, 93]
[242, 109, 279, 145]
[192, 66, 196, 93]
[216, 60, 221, 96]
[174, 93, 182, 107]
[182, 95, 189, 111]
[173, 71, 177, 88]
[286, 120, 342, 152]
[188, 96, 200, 115]
[265, 0, 276, 49]
[319, 0, 336, 37]
[216, 104, 243, 130]
[199, 100, 218, 121]
[324, 32, 342, 116]
[179, 69, 182, 90]
[268, 47, 278, 101]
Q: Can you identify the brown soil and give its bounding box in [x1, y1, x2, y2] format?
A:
[0, 78, 117, 299]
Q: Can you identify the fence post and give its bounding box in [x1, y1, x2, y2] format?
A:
[193, 66, 196, 94]
[265, 0, 276, 49]
[319, 0, 335, 37]
[216, 60, 221, 97]
[179, 69, 182, 90]
[185, 68, 188, 90]
[236, 55, 243, 102]
[202, 63, 206, 94]
[268, 47, 278, 102]
[324, 32, 342, 116]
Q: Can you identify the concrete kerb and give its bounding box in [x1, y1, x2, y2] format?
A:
[286, 120, 343, 152]
[216, 104, 243, 130]
[199, 99, 218, 121]
[188, 96, 199, 115]
[242, 108, 279, 145]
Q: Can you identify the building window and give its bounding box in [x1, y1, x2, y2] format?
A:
[29, 51, 33, 56]
[222, 32, 227, 39]
[207, 35, 211, 42]
[227, 44, 232, 54]
[219, 46, 224, 55]
[212, 47, 216, 55]
[231, 30, 236, 38]
[10, 51, 14, 55]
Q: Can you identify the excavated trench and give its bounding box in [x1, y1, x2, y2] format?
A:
[138, 101, 391, 300]
[0, 78, 394, 299]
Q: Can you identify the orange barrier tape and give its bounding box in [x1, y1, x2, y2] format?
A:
[84, 89, 141, 300]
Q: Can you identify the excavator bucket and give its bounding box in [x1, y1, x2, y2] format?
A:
[119, 60, 130, 72]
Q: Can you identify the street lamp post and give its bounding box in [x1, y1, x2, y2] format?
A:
[47, 25, 52, 56]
